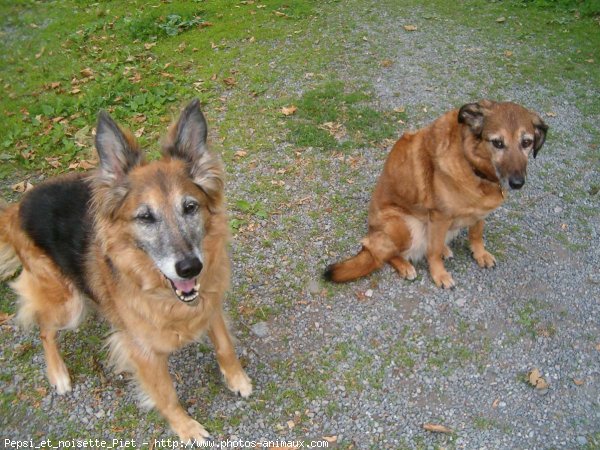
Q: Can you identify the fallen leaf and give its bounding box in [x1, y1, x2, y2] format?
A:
[78, 160, 96, 170]
[545, 111, 557, 117]
[281, 105, 297, 116]
[134, 127, 144, 138]
[12, 180, 34, 193]
[423, 423, 453, 434]
[596, 343, 600, 351]
[80, 67, 94, 77]
[0, 312, 14, 325]
[323, 436, 337, 443]
[528, 368, 549, 390]
[273, 11, 288, 17]
[573, 378, 585, 386]
[286, 419, 295, 429]
[50, 82, 61, 89]
[504, 50, 513, 57]
[35, 46, 45, 59]
[45, 157, 62, 169]
[234, 150, 248, 158]
[492, 398, 500, 408]
[586, 59, 594, 63]
[381, 59, 393, 67]
[403, 24, 418, 31]
[496, 17, 506, 23]
[222, 76, 236, 87]
[144, 42, 157, 50]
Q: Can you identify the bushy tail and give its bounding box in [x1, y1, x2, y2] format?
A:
[0, 199, 21, 280]
[323, 247, 380, 283]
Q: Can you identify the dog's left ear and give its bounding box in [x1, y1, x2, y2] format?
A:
[458, 101, 489, 136]
[531, 113, 548, 158]
[163, 99, 224, 200]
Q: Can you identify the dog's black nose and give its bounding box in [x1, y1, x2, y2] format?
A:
[509, 176, 525, 190]
[175, 257, 203, 279]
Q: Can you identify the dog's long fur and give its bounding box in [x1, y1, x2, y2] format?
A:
[0, 100, 252, 442]
[325, 100, 548, 288]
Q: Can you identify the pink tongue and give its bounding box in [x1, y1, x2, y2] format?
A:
[173, 278, 196, 293]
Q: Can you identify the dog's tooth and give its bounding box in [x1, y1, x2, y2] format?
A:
[176, 289, 182, 297]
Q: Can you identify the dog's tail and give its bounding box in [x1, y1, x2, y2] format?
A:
[0, 199, 22, 280]
[323, 247, 380, 283]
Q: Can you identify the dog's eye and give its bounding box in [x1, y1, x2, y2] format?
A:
[521, 138, 533, 148]
[491, 139, 505, 149]
[135, 210, 156, 224]
[183, 200, 199, 215]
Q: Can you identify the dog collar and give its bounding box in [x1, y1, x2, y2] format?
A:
[471, 167, 505, 198]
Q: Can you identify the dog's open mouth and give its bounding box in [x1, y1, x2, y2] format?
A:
[167, 277, 200, 303]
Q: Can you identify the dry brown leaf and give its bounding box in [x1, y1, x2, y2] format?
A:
[492, 398, 500, 408]
[80, 67, 94, 77]
[144, 42, 157, 50]
[423, 423, 453, 434]
[273, 11, 288, 17]
[528, 368, 549, 389]
[12, 180, 34, 193]
[134, 127, 144, 138]
[496, 17, 506, 23]
[546, 111, 557, 117]
[235, 150, 248, 158]
[281, 105, 297, 116]
[403, 24, 418, 31]
[596, 343, 600, 351]
[45, 157, 62, 169]
[223, 76, 236, 87]
[381, 59, 393, 67]
[35, 46, 45, 59]
[0, 312, 15, 325]
[70, 88, 81, 94]
[323, 436, 337, 443]
[319, 121, 346, 139]
[504, 50, 513, 57]
[573, 378, 585, 386]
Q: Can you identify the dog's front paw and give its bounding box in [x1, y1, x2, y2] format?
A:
[225, 370, 253, 398]
[473, 250, 496, 268]
[173, 418, 211, 445]
[442, 245, 454, 260]
[431, 270, 456, 289]
[47, 359, 72, 395]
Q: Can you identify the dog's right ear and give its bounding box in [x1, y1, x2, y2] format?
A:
[163, 100, 224, 203]
[458, 102, 487, 136]
[95, 111, 143, 182]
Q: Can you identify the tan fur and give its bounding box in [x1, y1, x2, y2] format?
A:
[326, 100, 547, 288]
[0, 104, 252, 443]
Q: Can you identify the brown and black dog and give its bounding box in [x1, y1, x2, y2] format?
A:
[0, 100, 252, 443]
[324, 100, 548, 288]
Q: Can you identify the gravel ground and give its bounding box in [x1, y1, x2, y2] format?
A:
[2, 1, 599, 449]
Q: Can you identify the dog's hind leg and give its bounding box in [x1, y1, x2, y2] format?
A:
[208, 310, 252, 398]
[11, 267, 85, 394]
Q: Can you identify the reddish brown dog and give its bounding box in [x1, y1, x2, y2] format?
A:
[325, 100, 548, 288]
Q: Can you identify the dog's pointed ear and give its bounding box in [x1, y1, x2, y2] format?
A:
[95, 111, 143, 181]
[531, 113, 548, 158]
[163, 100, 224, 203]
[164, 98, 208, 162]
[458, 102, 487, 136]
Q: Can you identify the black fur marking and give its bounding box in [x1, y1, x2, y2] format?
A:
[19, 176, 94, 298]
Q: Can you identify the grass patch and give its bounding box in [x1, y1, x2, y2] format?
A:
[287, 80, 406, 150]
